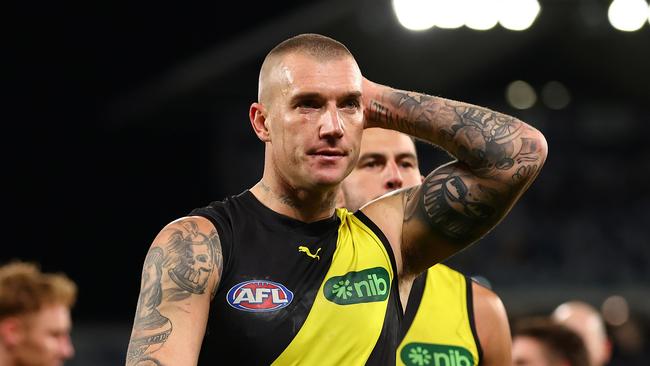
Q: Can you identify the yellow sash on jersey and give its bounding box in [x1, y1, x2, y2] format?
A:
[272, 209, 394, 365]
[397, 264, 479, 366]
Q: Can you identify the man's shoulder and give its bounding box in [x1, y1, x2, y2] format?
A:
[469, 280, 509, 327]
[470, 280, 501, 302]
[188, 190, 251, 215]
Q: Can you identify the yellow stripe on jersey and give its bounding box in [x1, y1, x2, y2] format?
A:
[272, 209, 395, 366]
[397, 264, 480, 366]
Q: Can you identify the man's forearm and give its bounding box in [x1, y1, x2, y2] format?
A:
[365, 82, 546, 185]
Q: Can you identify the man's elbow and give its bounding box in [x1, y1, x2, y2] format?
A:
[516, 124, 548, 187]
[531, 126, 548, 163]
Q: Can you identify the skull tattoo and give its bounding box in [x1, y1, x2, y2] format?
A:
[166, 222, 214, 294]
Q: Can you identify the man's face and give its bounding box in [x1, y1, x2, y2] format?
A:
[340, 128, 422, 211]
[12, 304, 74, 366]
[262, 53, 364, 189]
[512, 336, 555, 366]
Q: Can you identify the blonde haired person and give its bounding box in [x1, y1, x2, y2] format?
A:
[0, 260, 76, 366]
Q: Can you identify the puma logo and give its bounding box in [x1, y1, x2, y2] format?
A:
[298, 246, 321, 260]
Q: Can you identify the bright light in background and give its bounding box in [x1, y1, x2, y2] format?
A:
[506, 80, 537, 109]
[465, 0, 499, 30]
[393, 0, 436, 31]
[499, 0, 541, 31]
[608, 0, 649, 31]
[393, 0, 542, 31]
[431, 0, 465, 29]
[602, 295, 630, 326]
[541, 81, 571, 110]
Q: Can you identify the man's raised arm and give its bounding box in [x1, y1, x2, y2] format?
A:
[361, 79, 548, 277]
[126, 216, 223, 366]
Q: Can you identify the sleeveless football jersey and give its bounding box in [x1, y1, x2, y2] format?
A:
[189, 191, 402, 365]
[397, 264, 481, 366]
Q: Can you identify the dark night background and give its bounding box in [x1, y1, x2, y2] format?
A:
[4, 1, 649, 364]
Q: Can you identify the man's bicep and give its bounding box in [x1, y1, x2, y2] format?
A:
[126, 216, 223, 366]
[401, 161, 512, 275]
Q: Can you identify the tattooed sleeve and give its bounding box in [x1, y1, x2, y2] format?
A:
[368, 89, 547, 273]
[126, 218, 223, 366]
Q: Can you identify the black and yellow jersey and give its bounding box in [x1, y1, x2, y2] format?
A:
[397, 264, 481, 366]
[190, 190, 402, 365]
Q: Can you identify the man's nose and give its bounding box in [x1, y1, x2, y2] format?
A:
[319, 105, 344, 139]
[60, 335, 75, 359]
[384, 161, 403, 191]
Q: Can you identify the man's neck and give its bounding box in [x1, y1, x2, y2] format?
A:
[251, 180, 337, 223]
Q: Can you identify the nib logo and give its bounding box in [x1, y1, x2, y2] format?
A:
[323, 267, 390, 305]
[401, 343, 474, 366]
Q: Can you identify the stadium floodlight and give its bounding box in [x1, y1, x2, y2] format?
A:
[431, 0, 465, 29]
[464, 0, 499, 30]
[393, 0, 436, 31]
[498, 0, 541, 31]
[608, 0, 648, 32]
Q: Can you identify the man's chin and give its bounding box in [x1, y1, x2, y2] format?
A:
[305, 164, 350, 185]
[308, 171, 347, 188]
[312, 177, 344, 188]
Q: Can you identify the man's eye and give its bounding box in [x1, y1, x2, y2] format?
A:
[342, 99, 360, 109]
[400, 162, 414, 168]
[362, 161, 380, 169]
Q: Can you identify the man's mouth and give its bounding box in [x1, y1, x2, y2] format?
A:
[308, 149, 346, 163]
[310, 149, 346, 157]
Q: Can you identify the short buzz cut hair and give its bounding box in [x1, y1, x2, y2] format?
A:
[258, 33, 356, 103]
[0, 260, 77, 319]
[514, 316, 590, 366]
[264, 33, 353, 63]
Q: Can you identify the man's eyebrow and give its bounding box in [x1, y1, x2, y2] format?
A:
[289, 92, 325, 103]
[396, 152, 418, 161]
[338, 91, 362, 101]
[358, 153, 386, 161]
[290, 91, 361, 104]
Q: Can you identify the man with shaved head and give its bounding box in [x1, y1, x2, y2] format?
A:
[552, 301, 612, 366]
[126, 33, 547, 365]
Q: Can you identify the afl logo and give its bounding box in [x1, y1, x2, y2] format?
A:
[226, 280, 293, 312]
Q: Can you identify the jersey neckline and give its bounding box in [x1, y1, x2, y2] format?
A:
[237, 190, 340, 235]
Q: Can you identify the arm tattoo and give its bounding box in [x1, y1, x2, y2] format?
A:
[127, 219, 223, 365]
[405, 164, 504, 244]
[369, 92, 437, 137]
[371, 90, 543, 181]
[440, 103, 531, 174]
[373, 90, 546, 266]
[165, 221, 216, 299]
[127, 248, 172, 363]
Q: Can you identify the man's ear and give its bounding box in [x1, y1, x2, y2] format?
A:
[0, 317, 23, 347]
[249, 102, 270, 142]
